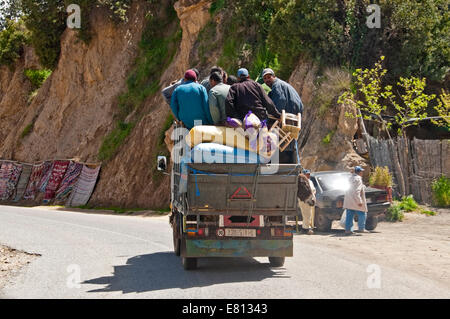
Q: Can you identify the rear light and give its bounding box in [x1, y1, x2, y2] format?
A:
[271, 228, 292, 237]
[186, 228, 197, 236]
[198, 228, 204, 236]
[257, 229, 261, 235]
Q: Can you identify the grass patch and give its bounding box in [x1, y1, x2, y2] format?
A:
[321, 130, 335, 145]
[24, 68, 52, 89]
[98, 122, 135, 161]
[20, 123, 33, 139]
[431, 175, 450, 207]
[76, 205, 148, 214]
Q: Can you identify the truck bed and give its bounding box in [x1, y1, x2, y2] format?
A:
[175, 163, 300, 216]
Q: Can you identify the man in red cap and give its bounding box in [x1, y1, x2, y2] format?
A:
[170, 69, 213, 130]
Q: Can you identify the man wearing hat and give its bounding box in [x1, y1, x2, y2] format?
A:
[263, 68, 303, 163]
[170, 69, 213, 130]
[262, 68, 303, 115]
[343, 166, 368, 235]
[162, 68, 200, 105]
[298, 169, 316, 235]
[225, 68, 281, 121]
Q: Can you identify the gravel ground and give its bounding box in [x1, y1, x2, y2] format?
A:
[300, 207, 450, 288]
[0, 245, 40, 290]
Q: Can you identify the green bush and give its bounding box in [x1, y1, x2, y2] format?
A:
[268, 0, 449, 81]
[431, 176, 450, 207]
[386, 203, 404, 222]
[20, 123, 33, 139]
[0, 20, 28, 67]
[24, 68, 52, 89]
[398, 195, 419, 212]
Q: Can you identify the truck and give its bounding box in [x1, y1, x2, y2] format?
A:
[159, 124, 301, 270]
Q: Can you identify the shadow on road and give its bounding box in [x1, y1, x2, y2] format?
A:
[83, 252, 289, 294]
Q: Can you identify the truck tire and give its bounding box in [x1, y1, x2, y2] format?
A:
[314, 209, 332, 232]
[365, 216, 378, 231]
[268, 257, 285, 267]
[172, 213, 181, 256]
[182, 257, 197, 270]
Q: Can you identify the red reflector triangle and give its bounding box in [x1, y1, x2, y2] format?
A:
[230, 186, 252, 199]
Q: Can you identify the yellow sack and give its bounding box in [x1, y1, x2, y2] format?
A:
[185, 126, 278, 159]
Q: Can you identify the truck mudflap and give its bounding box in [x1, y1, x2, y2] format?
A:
[183, 239, 293, 258]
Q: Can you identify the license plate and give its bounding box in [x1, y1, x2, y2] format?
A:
[225, 228, 256, 237]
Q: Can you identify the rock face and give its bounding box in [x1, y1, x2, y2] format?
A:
[0, 2, 147, 163]
[288, 61, 369, 174]
[0, 0, 368, 209]
[89, 0, 212, 208]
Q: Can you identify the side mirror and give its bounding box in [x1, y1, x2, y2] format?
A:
[157, 156, 167, 172]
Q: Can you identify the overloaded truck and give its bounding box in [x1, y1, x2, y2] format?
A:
[158, 117, 302, 270]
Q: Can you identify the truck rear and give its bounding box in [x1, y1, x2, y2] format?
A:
[169, 160, 300, 270]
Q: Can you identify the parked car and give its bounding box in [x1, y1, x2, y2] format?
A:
[308, 171, 391, 232]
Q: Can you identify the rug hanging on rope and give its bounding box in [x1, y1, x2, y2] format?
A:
[66, 165, 101, 207]
[43, 160, 70, 203]
[23, 163, 45, 200]
[4, 163, 22, 200]
[0, 162, 14, 200]
[14, 164, 33, 201]
[38, 161, 54, 193]
[55, 162, 83, 201]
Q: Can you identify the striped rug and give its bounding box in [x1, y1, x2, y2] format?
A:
[55, 162, 83, 201]
[4, 163, 22, 200]
[43, 160, 70, 203]
[23, 163, 45, 200]
[66, 165, 101, 207]
[38, 161, 53, 193]
[14, 164, 33, 201]
[0, 162, 13, 200]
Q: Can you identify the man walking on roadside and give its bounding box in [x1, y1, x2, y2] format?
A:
[343, 166, 368, 235]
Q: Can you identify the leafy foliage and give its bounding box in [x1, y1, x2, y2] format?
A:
[339, 56, 446, 138]
[431, 175, 450, 207]
[386, 203, 404, 222]
[24, 68, 52, 89]
[0, 19, 28, 67]
[398, 195, 419, 212]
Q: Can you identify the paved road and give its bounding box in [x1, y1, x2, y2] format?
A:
[0, 205, 448, 298]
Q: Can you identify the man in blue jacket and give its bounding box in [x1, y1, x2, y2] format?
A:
[170, 69, 213, 130]
[262, 68, 303, 164]
[262, 68, 303, 115]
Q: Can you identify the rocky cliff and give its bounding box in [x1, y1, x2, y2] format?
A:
[0, 0, 367, 209]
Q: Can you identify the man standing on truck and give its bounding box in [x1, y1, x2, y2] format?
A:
[162, 68, 200, 105]
[262, 68, 303, 163]
[343, 166, 368, 235]
[225, 68, 281, 122]
[170, 69, 213, 130]
[208, 71, 230, 125]
[298, 169, 316, 235]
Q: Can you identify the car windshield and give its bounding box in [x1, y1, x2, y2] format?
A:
[315, 173, 352, 192]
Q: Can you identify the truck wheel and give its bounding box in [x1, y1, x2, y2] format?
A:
[268, 257, 285, 267]
[172, 214, 181, 256]
[182, 257, 197, 270]
[314, 210, 332, 232]
[365, 216, 378, 231]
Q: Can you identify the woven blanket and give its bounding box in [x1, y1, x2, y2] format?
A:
[14, 164, 33, 201]
[4, 163, 22, 200]
[66, 165, 101, 207]
[43, 160, 69, 203]
[38, 161, 53, 193]
[55, 162, 83, 201]
[23, 163, 45, 200]
[0, 162, 13, 200]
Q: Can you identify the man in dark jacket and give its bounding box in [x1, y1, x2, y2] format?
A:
[225, 68, 281, 121]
